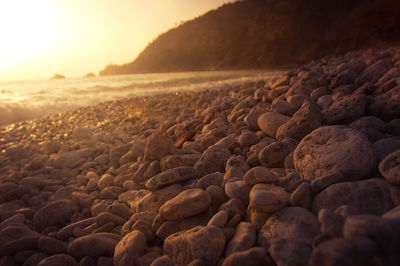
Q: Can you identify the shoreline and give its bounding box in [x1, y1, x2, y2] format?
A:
[1, 45, 400, 265]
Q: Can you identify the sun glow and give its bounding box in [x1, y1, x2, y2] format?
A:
[0, 1, 57, 69]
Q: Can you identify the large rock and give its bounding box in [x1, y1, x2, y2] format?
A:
[67, 233, 119, 260]
[322, 94, 367, 124]
[225, 222, 256, 256]
[259, 138, 297, 168]
[114, 230, 147, 266]
[145, 166, 199, 191]
[249, 184, 290, 214]
[309, 237, 378, 266]
[257, 207, 320, 248]
[243, 166, 279, 184]
[257, 112, 290, 138]
[109, 144, 133, 169]
[379, 149, 400, 185]
[143, 133, 175, 162]
[33, 200, 73, 230]
[276, 101, 322, 141]
[164, 225, 225, 265]
[0, 225, 40, 256]
[160, 154, 201, 171]
[312, 178, 394, 215]
[194, 145, 231, 175]
[294, 126, 376, 181]
[369, 85, 400, 121]
[159, 188, 211, 220]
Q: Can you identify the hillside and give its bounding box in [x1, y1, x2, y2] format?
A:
[99, 0, 400, 75]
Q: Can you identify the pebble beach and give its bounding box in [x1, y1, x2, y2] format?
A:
[1, 45, 400, 266]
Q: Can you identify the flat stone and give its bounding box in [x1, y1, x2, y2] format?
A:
[96, 212, 126, 226]
[38, 236, 67, 254]
[322, 94, 367, 124]
[114, 230, 147, 266]
[310, 172, 346, 195]
[257, 112, 290, 138]
[164, 225, 225, 265]
[159, 188, 211, 220]
[259, 138, 297, 168]
[195, 172, 224, 189]
[269, 238, 312, 266]
[145, 166, 199, 191]
[369, 85, 400, 121]
[207, 210, 228, 228]
[224, 180, 252, 204]
[290, 182, 312, 209]
[57, 218, 97, 240]
[294, 126, 376, 181]
[160, 154, 201, 171]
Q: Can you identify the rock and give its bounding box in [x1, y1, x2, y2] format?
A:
[97, 174, 114, 190]
[67, 233, 119, 260]
[343, 215, 388, 242]
[322, 94, 367, 124]
[143, 133, 175, 162]
[109, 144, 133, 169]
[350, 116, 386, 132]
[318, 209, 344, 238]
[312, 178, 394, 215]
[96, 212, 126, 226]
[310, 172, 346, 195]
[309, 237, 378, 266]
[0, 225, 40, 256]
[156, 221, 181, 240]
[114, 230, 147, 266]
[57, 217, 96, 240]
[145, 166, 199, 191]
[379, 149, 400, 185]
[369, 85, 400, 121]
[119, 142, 146, 166]
[249, 184, 290, 213]
[276, 101, 322, 141]
[373, 138, 400, 162]
[194, 145, 231, 175]
[244, 105, 269, 131]
[257, 112, 290, 138]
[99, 186, 123, 200]
[225, 222, 256, 256]
[259, 138, 297, 168]
[258, 207, 320, 248]
[159, 188, 211, 220]
[246, 137, 275, 166]
[164, 225, 225, 265]
[290, 182, 312, 209]
[225, 180, 252, 204]
[237, 131, 259, 148]
[136, 184, 183, 213]
[222, 247, 270, 266]
[38, 236, 67, 254]
[0, 214, 25, 232]
[207, 210, 228, 228]
[196, 172, 224, 189]
[40, 141, 61, 155]
[269, 238, 312, 266]
[33, 200, 73, 230]
[160, 154, 201, 171]
[49, 148, 96, 169]
[207, 185, 229, 212]
[294, 126, 376, 181]
[37, 254, 77, 266]
[243, 167, 279, 184]
[73, 127, 92, 140]
[150, 255, 175, 266]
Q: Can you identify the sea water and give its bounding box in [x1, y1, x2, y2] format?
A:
[0, 70, 281, 126]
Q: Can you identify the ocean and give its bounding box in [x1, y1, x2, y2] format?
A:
[0, 70, 281, 126]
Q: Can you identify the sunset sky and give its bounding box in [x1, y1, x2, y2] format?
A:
[0, 0, 232, 81]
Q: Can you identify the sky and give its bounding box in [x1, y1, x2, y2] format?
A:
[0, 0, 233, 81]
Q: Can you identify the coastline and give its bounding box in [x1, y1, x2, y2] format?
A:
[1, 45, 400, 265]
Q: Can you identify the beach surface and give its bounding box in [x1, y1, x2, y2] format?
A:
[1, 45, 400, 265]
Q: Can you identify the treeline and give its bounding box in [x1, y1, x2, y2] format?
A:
[100, 0, 400, 76]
